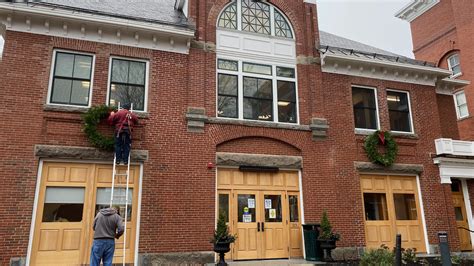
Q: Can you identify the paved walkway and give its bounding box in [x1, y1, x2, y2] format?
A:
[206, 259, 326, 265]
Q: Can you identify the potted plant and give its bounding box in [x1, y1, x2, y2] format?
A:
[211, 212, 236, 266]
[317, 210, 340, 261]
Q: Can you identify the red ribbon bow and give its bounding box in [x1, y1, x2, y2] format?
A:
[378, 131, 386, 145]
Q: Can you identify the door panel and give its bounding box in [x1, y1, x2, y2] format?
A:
[452, 180, 472, 251]
[262, 192, 288, 259]
[234, 192, 260, 259]
[361, 175, 426, 252]
[288, 193, 302, 257]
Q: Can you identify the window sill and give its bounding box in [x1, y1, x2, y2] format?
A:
[43, 104, 150, 118]
[457, 115, 471, 122]
[207, 117, 310, 131]
[355, 129, 419, 140]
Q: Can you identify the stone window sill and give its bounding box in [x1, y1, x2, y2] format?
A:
[207, 117, 311, 131]
[43, 104, 150, 118]
[457, 115, 471, 122]
[355, 129, 419, 140]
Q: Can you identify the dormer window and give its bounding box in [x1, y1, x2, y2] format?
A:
[218, 0, 293, 39]
[448, 54, 461, 77]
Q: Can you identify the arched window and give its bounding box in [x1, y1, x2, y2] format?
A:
[218, 0, 293, 39]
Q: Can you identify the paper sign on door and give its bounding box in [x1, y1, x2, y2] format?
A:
[265, 199, 272, 209]
[269, 209, 276, 219]
[243, 214, 252, 223]
[248, 198, 255, 208]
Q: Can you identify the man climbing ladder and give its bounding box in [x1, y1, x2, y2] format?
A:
[108, 102, 139, 165]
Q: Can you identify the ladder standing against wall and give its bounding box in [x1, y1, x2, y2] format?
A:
[109, 103, 133, 266]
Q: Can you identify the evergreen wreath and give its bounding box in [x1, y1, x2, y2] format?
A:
[364, 130, 398, 167]
[82, 105, 116, 151]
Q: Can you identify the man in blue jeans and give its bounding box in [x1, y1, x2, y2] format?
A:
[90, 207, 124, 266]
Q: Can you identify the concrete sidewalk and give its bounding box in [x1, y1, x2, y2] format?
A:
[206, 259, 327, 265]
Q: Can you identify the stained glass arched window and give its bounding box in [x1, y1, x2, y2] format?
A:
[217, 0, 294, 39]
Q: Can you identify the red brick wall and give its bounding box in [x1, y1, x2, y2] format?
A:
[0, 1, 464, 264]
[410, 0, 474, 140]
[437, 94, 460, 139]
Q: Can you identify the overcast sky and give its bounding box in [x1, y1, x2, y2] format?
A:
[317, 0, 414, 58]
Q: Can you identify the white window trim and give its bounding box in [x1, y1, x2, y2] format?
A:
[387, 89, 415, 134]
[454, 90, 469, 119]
[447, 54, 462, 78]
[216, 57, 300, 125]
[106, 56, 150, 113]
[352, 85, 380, 132]
[46, 49, 96, 108]
[217, 0, 295, 40]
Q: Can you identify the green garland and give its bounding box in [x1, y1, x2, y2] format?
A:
[364, 131, 398, 167]
[82, 105, 116, 151]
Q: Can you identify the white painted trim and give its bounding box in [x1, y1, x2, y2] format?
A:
[416, 174, 431, 254]
[134, 163, 144, 266]
[26, 160, 44, 266]
[395, 0, 440, 22]
[351, 85, 381, 131]
[454, 91, 469, 119]
[461, 179, 474, 250]
[216, 56, 299, 125]
[46, 49, 96, 108]
[303, 0, 317, 4]
[386, 89, 415, 135]
[447, 54, 462, 78]
[0, 3, 194, 38]
[105, 56, 150, 112]
[298, 170, 306, 260]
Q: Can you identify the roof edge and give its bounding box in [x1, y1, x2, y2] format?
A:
[395, 0, 440, 22]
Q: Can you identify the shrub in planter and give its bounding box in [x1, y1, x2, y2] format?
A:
[317, 211, 340, 261]
[211, 212, 236, 266]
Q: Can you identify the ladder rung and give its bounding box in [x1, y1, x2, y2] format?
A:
[115, 173, 128, 176]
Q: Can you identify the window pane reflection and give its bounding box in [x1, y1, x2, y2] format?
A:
[393, 194, 417, 220]
[364, 193, 388, 221]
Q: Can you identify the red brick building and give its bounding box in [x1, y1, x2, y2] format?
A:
[397, 0, 474, 253]
[0, 0, 469, 265]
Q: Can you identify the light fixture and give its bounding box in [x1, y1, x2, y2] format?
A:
[278, 101, 290, 107]
[387, 95, 400, 102]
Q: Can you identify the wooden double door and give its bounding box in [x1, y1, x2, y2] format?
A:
[451, 179, 472, 251]
[217, 169, 302, 260]
[30, 162, 139, 265]
[361, 175, 426, 252]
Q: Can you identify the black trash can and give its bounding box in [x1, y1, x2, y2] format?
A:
[302, 224, 323, 261]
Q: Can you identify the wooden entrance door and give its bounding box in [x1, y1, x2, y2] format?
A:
[451, 180, 472, 251]
[31, 162, 139, 265]
[217, 169, 301, 260]
[361, 175, 426, 252]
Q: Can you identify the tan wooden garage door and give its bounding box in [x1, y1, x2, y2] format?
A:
[361, 175, 425, 252]
[217, 169, 302, 260]
[30, 162, 139, 265]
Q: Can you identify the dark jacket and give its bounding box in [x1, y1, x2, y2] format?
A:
[93, 208, 124, 239]
[107, 109, 139, 133]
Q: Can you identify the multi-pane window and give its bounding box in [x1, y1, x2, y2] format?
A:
[454, 91, 469, 119]
[352, 87, 378, 130]
[218, 0, 293, 39]
[49, 51, 93, 106]
[448, 54, 461, 77]
[109, 58, 147, 111]
[387, 90, 413, 133]
[217, 59, 297, 123]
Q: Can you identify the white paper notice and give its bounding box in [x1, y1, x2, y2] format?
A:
[243, 214, 252, 223]
[265, 199, 272, 209]
[248, 198, 255, 208]
[269, 209, 276, 219]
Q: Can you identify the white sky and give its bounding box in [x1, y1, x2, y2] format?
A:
[317, 0, 414, 58]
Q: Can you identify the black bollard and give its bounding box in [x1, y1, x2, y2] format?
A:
[438, 231, 452, 266]
[395, 234, 402, 266]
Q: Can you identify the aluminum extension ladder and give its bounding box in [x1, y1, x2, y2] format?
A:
[109, 102, 133, 266]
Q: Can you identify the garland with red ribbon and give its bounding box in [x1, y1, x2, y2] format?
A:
[364, 131, 398, 167]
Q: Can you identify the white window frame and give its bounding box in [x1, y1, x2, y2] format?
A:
[447, 54, 462, 78]
[454, 90, 469, 119]
[46, 49, 96, 108]
[352, 85, 380, 132]
[386, 89, 415, 134]
[216, 57, 299, 125]
[106, 56, 150, 113]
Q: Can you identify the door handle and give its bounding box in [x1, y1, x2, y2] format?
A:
[257, 222, 260, 232]
[262, 222, 265, 232]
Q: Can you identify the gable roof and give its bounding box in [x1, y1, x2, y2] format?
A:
[319, 30, 399, 57]
[26, 0, 189, 27]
